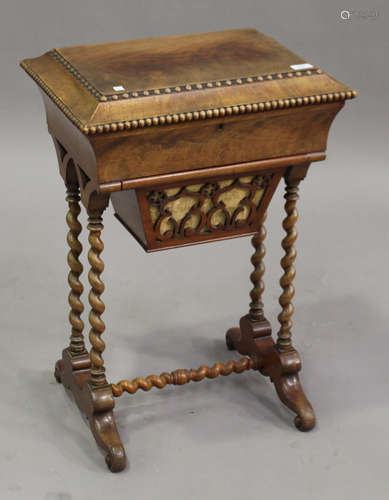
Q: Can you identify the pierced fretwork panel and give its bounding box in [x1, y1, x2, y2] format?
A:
[146, 174, 273, 242]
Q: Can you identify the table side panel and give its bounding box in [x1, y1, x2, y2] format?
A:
[91, 103, 343, 184]
[111, 166, 288, 252]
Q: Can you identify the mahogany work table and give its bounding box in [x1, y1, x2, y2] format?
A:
[20, 28, 356, 472]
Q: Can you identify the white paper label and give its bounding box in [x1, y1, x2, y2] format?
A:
[113, 85, 125, 91]
[290, 63, 314, 70]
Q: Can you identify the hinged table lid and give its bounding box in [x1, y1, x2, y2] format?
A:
[20, 28, 356, 135]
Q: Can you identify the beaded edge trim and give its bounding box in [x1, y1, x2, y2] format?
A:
[83, 91, 357, 135]
[49, 49, 323, 102]
[20, 60, 357, 135]
[20, 60, 85, 129]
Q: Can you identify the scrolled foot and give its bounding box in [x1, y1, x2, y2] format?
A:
[89, 402, 127, 473]
[272, 373, 316, 432]
[294, 412, 316, 432]
[54, 349, 127, 472]
[294, 402, 316, 432]
[105, 445, 127, 473]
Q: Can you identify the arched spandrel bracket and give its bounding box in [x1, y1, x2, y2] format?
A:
[52, 136, 110, 213]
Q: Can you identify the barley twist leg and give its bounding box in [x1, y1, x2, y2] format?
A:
[269, 173, 315, 431]
[226, 213, 271, 352]
[225, 166, 315, 432]
[87, 213, 107, 387]
[66, 188, 86, 354]
[277, 183, 299, 350]
[85, 209, 126, 470]
[249, 212, 267, 321]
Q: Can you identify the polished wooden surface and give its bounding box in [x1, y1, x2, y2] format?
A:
[20, 28, 356, 135]
[21, 28, 356, 472]
[20, 26, 356, 197]
[90, 103, 342, 183]
[55, 29, 307, 95]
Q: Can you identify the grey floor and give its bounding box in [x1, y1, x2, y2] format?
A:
[1, 1, 389, 499]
